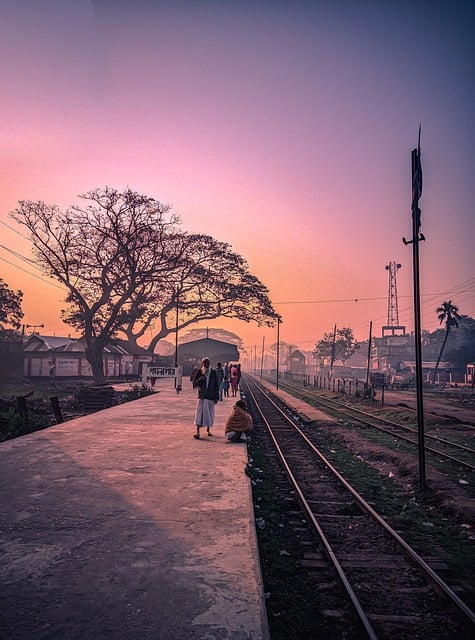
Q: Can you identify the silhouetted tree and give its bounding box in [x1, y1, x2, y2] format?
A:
[314, 327, 358, 366]
[12, 189, 277, 384]
[0, 277, 23, 337]
[268, 341, 299, 364]
[432, 300, 461, 383]
[122, 234, 277, 352]
[443, 315, 475, 372]
[12, 187, 181, 384]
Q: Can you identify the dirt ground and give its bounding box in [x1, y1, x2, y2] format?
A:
[322, 421, 475, 526]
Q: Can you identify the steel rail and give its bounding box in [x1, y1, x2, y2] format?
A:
[247, 375, 475, 627]
[246, 380, 379, 639]
[277, 378, 475, 453]
[271, 378, 475, 472]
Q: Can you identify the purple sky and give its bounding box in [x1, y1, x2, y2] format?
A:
[1, 0, 473, 351]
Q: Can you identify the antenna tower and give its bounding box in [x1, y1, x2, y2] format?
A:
[382, 262, 405, 337]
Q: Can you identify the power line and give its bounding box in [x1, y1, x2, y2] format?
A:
[0, 219, 27, 238]
[0, 256, 66, 290]
[0, 243, 39, 267]
[274, 289, 474, 306]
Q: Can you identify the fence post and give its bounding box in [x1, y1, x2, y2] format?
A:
[50, 396, 64, 423]
[16, 396, 27, 415]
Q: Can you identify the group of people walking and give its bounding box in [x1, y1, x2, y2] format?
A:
[190, 358, 252, 442]
[214, 362, 241, 399]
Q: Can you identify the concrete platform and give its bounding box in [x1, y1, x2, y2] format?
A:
[0, 379, 270, 640]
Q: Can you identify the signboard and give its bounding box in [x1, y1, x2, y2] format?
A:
[370, 373, 386, 387]
[142, 364, 183, 392]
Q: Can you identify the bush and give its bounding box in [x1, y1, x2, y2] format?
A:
[0, 408, 50, 442]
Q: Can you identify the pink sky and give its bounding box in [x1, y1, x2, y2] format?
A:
[1, 0, 474, 356]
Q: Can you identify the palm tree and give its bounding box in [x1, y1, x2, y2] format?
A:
[432, 300, 461, 383]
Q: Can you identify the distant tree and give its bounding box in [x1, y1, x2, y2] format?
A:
[268, 342, 299, 364]
[334, 327, 359, 365]
[0, 277, 23, 337]
[11, 187, 181, 384]
[314, 327, 358, 366]
[444, 315, 475, 372]
[432, 300, 461, 383]
[122, 234, 277, 352]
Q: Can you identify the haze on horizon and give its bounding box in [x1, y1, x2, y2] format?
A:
[1, 0, 473, 354]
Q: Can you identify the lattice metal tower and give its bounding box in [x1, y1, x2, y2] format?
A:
[385, 261, 401, 325]
[382, 262, 405, 337]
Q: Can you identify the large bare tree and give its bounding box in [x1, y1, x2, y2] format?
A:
[12, 187, 181, 384]
[12, 189, 277, 383]
[122, 234, 277, 352]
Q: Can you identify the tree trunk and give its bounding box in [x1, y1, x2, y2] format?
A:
[85, 340, 107, 385]
[432, 327, 450, 384]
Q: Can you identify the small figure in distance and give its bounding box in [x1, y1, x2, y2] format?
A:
[192, 357, 219, 439]
[223, 362, 230, 397]
[225, 399, 253, 443]
[215, 361, 225, 401]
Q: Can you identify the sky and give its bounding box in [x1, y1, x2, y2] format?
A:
[1, 0, 474, 357]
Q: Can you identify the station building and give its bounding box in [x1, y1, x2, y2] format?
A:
[177, 337, 240, 375]
[22, 335, 152, 379]
[20, 334, 240, 380]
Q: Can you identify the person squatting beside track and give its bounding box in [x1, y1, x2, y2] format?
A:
[225, 399, 253, 442]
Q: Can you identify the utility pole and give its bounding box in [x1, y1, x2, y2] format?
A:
[329, 324, 337, 379]
[174, 289, 179, 367]
[366, 321, 373, 386]
[260, 336, 265, 380]
[276, 317, 282, 390]
[403, 126, 426, 491]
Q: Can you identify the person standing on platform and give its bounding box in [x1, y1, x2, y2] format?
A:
[223, 374, 230, 397]
[192, 357, 219, 439]
[223, 363, 230, 397]
[215, 362, 225, 401]
[225, 399, 253, 442]
[229, 363, 239, 397]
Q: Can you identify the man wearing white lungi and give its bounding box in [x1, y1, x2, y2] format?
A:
[192, 358, 219, 439]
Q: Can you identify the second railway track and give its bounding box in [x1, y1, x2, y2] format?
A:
[242, 375, 475, 640]
[263, 376, 475, 472]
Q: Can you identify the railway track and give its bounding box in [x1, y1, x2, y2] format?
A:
[264, 377, 475, 472]
[243, 376, 475, 639]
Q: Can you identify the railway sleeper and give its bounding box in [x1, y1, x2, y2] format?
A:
[339, 556, 406, 569]
[368, 613, 423, 624]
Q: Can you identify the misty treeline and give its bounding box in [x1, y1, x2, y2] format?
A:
[266, 315, 474, 374]
[11, 187, 277, 384]
[311, 313, 475, 373]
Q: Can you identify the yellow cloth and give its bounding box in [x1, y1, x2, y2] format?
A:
[225, 406, 253, 433]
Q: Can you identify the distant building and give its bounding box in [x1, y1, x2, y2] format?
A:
[177, 338, 240, 375]
[22, 335, 152, 379]
[286, 349, 306, 374]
